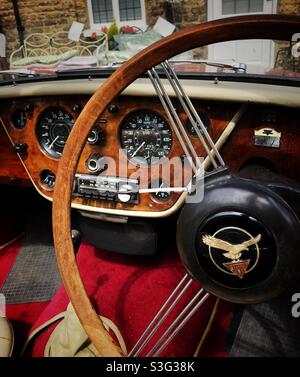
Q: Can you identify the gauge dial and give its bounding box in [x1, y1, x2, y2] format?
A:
[151, 179, 171, 202]
[185, 112, 211, 137]
[12, 109, 27, 129]
[40, 170, 56, 189]
[120, 110, 172, 165]
[36, 107, 74, 158]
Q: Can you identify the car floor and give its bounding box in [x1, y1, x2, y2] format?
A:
[0, 238, 49, 355]
[0, 192, 232, 357]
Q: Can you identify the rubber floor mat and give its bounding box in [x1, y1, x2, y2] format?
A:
[229, 283, 300, 357]
[0, 209, 61, 304]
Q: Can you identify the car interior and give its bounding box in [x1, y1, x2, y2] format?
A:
[0, 11, 300, 358]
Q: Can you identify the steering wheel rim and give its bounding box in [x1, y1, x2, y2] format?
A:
[52, 15, 300, 356]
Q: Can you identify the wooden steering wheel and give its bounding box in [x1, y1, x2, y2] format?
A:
[52, 15, 300, 356]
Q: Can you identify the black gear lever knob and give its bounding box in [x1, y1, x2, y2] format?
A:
[71, 229, 82, 254]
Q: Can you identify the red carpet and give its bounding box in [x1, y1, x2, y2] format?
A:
[28, 242, 233, 357]
[0, 240, 22, 287]
[0, 238, 233, 356]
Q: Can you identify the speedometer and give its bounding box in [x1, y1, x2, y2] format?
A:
[36, 107, 74, 159]
[120, 110, 173, 165]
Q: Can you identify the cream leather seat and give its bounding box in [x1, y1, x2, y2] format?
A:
[0, 317, 14, 357]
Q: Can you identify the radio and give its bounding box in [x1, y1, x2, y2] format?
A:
[73, 174, 139, 204]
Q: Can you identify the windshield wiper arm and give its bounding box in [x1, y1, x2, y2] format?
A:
[0, 69, 40, 78]
[169, 59, 247, 73]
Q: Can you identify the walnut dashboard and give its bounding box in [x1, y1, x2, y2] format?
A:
[0, 95, 237, 216]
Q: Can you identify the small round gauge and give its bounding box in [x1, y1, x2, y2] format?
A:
[151, 179, 171, 202]
[36, 107, 75, 158]
[185, 112, 211, 137]
[12, 109, 27, 129]
[40, 170, 56, 189]
[120, 110, 173, 165]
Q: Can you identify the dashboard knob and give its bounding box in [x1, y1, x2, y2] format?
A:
[88, 129, 99, 144]
[24, 103, 34, 114]
[72, 104, 82, 113]
[118, 184, 133, 203]
[14, 143, 28, 153]
[87, 128, 105, 146]
[108, 103, 119, 114]
[86, 153, 107, 173]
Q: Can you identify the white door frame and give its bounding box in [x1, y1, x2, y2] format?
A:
[207, 0, 278, 70]
[207, 0, 277, 21]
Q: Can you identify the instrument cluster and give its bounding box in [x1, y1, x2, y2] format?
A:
[32, 106, 211, 166]
[2, 95, 233, 217]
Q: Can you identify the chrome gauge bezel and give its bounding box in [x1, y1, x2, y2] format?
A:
[120, 109, 173, 166]
[36, 107, 74, 159]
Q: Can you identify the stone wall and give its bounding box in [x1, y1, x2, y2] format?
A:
[0, 0, 209, 64]
[0, 0, 299, 68]
[145, 0, 207, 28]
[277, 0, 300, 14]
[145, 1, 208, 59]
[275, 0, 300, 71]
[0, 0, 88, 60]
[145, 0, 300, 27]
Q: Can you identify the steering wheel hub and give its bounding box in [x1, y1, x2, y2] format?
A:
[177, 170, 300, 304]
[195, 211, 277, 286]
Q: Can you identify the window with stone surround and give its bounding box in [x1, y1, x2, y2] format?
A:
[87, 0, 146, 29]
[222, 0, 264, 15]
